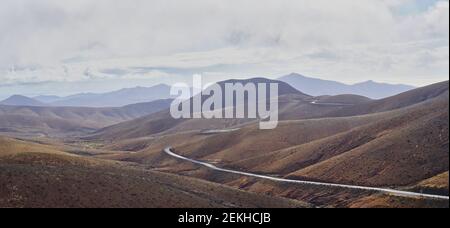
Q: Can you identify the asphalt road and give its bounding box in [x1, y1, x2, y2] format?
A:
[310, 100, 355, 106]
[164, 147, 449, 201]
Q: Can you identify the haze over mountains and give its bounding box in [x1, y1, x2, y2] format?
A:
[88, 79, 448, 207]
[279, 73, 415, 99]
[0, 75, 447, 208]
[49, 84, 172, 107]
[0, 99, 173, 137]
[1, 0, 448, 209]
[0, 74, 415, 108]
[91, 80, 446, 142]
[1, 84, 173, 108]
[0, 95, 45, 107]
[88, 78, 333, 140]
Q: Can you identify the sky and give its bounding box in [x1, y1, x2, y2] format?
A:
[0, 0, 449, 98]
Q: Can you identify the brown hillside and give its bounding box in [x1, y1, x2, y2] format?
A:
[0, 137, 309, 208]
[417, 172, 449, 190]
[102, 81, 449, 190]
[314, 94, 372, 105]
[0, 99, 172, 137]
[287, 98, 448, 187]
[90, 81, 447, 141]
[325, 81, 448, 117]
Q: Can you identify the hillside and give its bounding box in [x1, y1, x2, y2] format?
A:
[325, 81, 449, 117]
[157, 92, 448, 188]
[412, 172, 449, 196]
[90, 78, 359, 141]
[286, 98, 448, 187]
[3, 79, 446, 208]
[91, 80, 445, 142]
[312, 94, 372, 105]
[0, 99, 172, 137]
[0, 137, 309, 208]
[100, 81, 449, 208]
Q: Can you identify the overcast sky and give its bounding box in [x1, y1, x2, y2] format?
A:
[0, 0, 448, 98]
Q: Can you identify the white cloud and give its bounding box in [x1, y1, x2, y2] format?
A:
[0, 0, 448, 91]
[398, 0, 449, 39]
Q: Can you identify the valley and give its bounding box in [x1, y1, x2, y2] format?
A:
[2, 0, 449, 211]
[0, 78, 448, 208]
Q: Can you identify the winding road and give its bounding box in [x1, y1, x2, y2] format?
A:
[200, 128, 241, 135]
[164, 147, 449, 201]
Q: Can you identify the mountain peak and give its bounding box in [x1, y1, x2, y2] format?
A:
[287, 72, 307, 78]
[357, 80, 377, 85]
[152, 83, 170, 88]
[0, 95, 44, 107]
[49, 84, 173, 107]
[122, 84, 170, 91]
[9, 94, 28, 99]
[217, 77, 310, 97]
[279, 74, 415, 99]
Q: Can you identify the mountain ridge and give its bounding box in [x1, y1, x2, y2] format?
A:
[0, 99, 173, 137]
[0, 95, 45, 107]
[34, 84, 173, 107]
[279, 73, 415, 99]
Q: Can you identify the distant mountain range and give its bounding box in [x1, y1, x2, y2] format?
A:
[92, 79, 448, 208]
[1, 76, 448, 208]
[89, 78, 373, 140]
[33, 95, 62, 103]
[0, 99, 173, 137]
[279, 73, 415, 99]
[0, 95, 45, 107]
[48, 84, 172, 107]
[1, 74, 417, 107]
[0, 84, 173, 108]
[45, 84, 172, 107]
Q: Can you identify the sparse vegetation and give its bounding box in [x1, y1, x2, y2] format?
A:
[0, 80, 448, 208]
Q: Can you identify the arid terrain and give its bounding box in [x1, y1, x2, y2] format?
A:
[0, 79, 448, 208]
[1, 0, 449, 211]
[0, 99, 172, 138]
[0, 137, 310, 208]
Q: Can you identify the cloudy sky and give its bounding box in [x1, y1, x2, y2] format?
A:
[0, 0, 448, 98]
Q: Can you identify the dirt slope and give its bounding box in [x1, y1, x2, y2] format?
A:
[0, 99, 172, 137]
[325, 81, 448, 117]
[0, 137, 309, 208]
[103, 82, 449, 208]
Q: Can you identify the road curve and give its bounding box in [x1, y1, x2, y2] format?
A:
[164, 147, 449, 201]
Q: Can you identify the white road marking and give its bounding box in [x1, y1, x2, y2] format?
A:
[164, 147, 449, 201]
